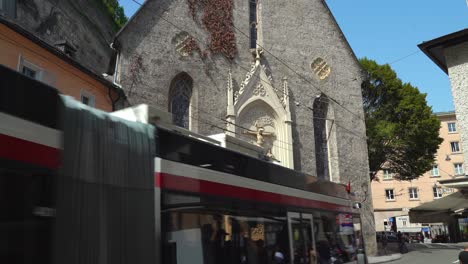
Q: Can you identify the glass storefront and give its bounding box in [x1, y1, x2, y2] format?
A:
[459, 218, 468, 242]
[162, 192, 359, 264]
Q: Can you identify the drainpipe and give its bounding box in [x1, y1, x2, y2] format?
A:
[108, 41, 124, 111]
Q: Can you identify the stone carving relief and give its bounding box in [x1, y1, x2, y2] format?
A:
[252, 84, 266, 97]
[239, 108, 276, 152]
[172, 31, 191, 56]
[311, 57, 331, 80]
[238, 63, 257, 96]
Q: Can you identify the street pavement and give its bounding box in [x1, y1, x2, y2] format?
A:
[384, 243, 464, 264]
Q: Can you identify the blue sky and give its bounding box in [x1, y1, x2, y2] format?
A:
[119, 0, 468, 112]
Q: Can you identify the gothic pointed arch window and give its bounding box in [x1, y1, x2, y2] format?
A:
[169, 73, 193, 129]
[313, 95, 330, 179]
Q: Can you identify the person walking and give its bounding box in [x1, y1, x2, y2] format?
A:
[397, 232, 408, 254]
[459, 245, 468, 264]
[381, 232, 388, 255]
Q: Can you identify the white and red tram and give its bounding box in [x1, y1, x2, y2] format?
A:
[0, 65, 364, 264]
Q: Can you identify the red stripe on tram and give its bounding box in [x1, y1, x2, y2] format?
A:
[0, 133, 59, 169]
[155, 172, 352, 213]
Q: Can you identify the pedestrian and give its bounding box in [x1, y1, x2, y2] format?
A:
[381, 232, 388, 255]
[398, 232, 408, 254]
[459, 245, 468, 264]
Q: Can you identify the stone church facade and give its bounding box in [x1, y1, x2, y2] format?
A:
[112, 0, 375, 254]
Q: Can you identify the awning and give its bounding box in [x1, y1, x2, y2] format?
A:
[409, 191, 468, 223]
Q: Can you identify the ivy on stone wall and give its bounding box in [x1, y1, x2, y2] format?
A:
[187, 0, 237, 60]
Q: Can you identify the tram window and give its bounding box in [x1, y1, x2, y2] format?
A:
[163, 210, 289, 264]
[312, 212, 358, 263]
[0, 170, 54, 263]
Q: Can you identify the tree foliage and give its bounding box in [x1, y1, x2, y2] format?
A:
[101, 0, 128, 29]
[360, 58, 442, 181]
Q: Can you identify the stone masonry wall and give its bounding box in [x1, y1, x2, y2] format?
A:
[446, 42, 468, 174]
[14, 0, 116, 74]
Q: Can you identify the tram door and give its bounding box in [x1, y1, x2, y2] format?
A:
[287, 212, 316, 264]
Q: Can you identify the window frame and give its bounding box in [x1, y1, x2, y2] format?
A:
[408, 187, 419, 200]
[382, 169, 393, 180]
[80, 89, 96, 107]
[454, 163, 464, 176]
[448, 122, 457, 133]
[433, 187, 443, 199]
[430, 164, 440, 177]
[450, 141, 461, 153]
[385, 189, 395, 201]
[169, 73, 193, 129]
[18, 56, 43, 81]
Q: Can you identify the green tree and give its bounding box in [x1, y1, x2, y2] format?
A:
[360, 58, 442, 181]
[101, 0, 128, 28]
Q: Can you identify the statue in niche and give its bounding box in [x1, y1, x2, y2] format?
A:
[243, 121, 274, 147]
[266, 148, 280, 163]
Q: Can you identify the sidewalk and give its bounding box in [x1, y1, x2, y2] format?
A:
[368, 253, 402, 264]
[368, 243, 403, 264]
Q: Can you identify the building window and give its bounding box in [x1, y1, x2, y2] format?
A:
[80, 90, 95, 107]
[382, 169, 393, 180]
[18, 58, 42, 81]
[454, 163, 464, 176]
[402, 220, 407, 226]
[451, 142, 461, 153]
[433, 187, 443, 199]
[430, 164, 440, 177]
[249, 0, 257, 49]
[169, 73, 193, 129]
[313, 95, 330, 179]
[408, 188, 419, 200]
[22, 66, 37, 79]
[385, 189, 395, 201]
[448, 122, 457, 133]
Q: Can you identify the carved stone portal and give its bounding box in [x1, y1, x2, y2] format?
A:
[226, 58, 294, 168]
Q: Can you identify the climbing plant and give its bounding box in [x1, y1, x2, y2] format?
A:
[187, 0, 237, 60]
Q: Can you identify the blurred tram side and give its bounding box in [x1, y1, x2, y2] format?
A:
[0, 65, 364, 264]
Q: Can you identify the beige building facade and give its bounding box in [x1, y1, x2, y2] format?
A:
[372, 112, 463, 233]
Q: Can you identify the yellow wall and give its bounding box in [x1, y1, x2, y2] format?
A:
[0, 23, 114, 111]
[371, 113, 462, 231]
